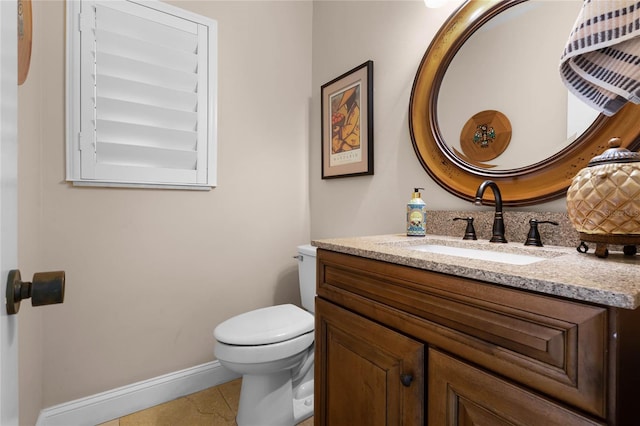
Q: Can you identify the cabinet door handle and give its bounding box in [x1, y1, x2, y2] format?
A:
[400, 374, 413, 387]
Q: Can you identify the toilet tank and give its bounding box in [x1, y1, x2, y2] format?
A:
[296, 245, 317, 313]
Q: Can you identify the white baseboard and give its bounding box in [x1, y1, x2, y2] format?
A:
[36, 361, 240, 426]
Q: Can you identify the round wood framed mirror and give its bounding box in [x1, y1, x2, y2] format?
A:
[18, 0, 32, 86]
[409, 0, 640, 206]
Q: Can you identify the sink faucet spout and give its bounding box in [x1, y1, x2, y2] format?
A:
[474, 180, 507, 243]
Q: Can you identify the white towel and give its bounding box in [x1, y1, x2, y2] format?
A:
[559, 0, 640, 116]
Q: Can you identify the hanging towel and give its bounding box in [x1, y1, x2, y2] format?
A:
[559, 0, 640, 116]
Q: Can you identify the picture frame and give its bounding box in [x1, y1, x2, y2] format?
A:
[321, 60, 373, 179]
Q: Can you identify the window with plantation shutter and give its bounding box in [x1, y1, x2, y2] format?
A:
[66, 0, 217, 189]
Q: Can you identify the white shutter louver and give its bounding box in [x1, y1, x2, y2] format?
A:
[67, 0, 217, 189]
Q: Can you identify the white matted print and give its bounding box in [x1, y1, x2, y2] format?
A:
[321, 61, 373, 179]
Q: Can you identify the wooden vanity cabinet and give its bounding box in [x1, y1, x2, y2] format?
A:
[315, 298, 424, 425]
[314, 249, 640, 426]
[428, 349, 603, 426]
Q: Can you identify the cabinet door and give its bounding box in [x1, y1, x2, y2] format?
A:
[428, 349, 604, 426]
[315, 298, 424, 426]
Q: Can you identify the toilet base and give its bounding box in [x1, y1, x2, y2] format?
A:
[218, 343, 315, 425]
[236, 374, 314, 426]
[293, 383, 313, 424]
[237, 372, 292, 426]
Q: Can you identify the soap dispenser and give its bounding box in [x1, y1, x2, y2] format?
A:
[407, 188, 427, 236]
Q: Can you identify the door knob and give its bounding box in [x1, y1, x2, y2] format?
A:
[6, 269, 65, 315]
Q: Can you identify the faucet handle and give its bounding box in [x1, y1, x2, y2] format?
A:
[453, 217, 477, 240]
[524, 219, 558, 247]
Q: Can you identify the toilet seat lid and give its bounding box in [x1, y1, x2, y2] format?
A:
[214, 304, 314, 345]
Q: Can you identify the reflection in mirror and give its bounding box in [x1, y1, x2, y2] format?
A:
[409, 0, 640, 205]
[438, 0, 598, 170]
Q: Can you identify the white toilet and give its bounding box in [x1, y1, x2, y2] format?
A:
[213, 244, 317, 426]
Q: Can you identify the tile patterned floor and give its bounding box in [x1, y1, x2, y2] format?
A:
[98, 379, 314, 426]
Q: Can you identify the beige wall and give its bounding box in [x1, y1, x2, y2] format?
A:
[18, 1, 312, 423]
[18, 0, 574, 424]
[309, 0, 566, 241]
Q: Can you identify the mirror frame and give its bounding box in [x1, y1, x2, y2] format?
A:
[409, 0, 640, 206]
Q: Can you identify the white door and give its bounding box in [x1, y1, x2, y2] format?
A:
[0, 0, 20, 424]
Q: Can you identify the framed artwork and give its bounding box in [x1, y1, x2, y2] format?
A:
[321, 60, 373, 179]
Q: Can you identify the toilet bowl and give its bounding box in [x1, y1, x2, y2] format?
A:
[213, 245, 317, 426]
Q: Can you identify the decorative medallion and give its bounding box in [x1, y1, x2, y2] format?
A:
[473, 123, 496, 148]
[459, 110, 511, 163]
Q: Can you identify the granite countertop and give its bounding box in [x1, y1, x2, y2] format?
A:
[312, 234, 640, 310]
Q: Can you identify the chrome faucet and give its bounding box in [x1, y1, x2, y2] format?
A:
[474, 180, 507, 243]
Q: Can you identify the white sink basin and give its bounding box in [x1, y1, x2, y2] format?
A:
[409, 244, 546, 265]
